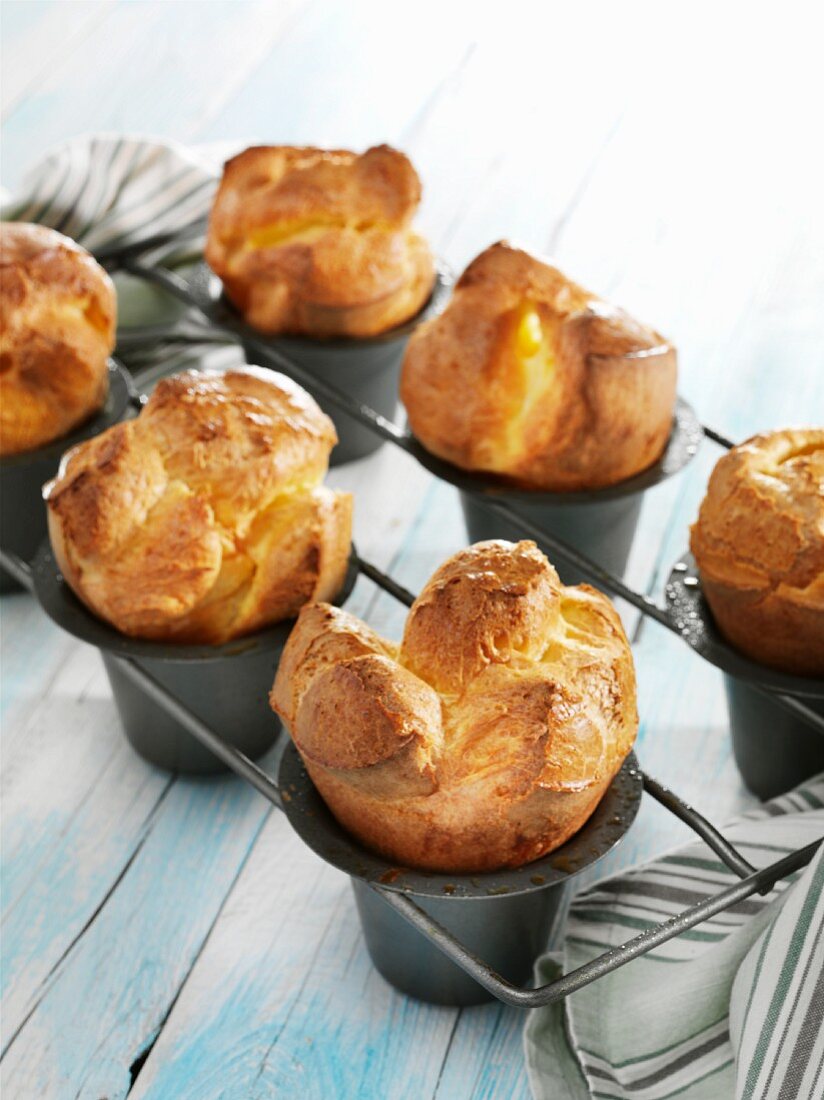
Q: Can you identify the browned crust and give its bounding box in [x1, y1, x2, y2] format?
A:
[690, 429, 824, 675]
[44, 366, 353, 644]
[205, 144, 435, 337]
[0, 222, 116, 455]
[400, 242, 677, 490]
[271, 540, 638, 873]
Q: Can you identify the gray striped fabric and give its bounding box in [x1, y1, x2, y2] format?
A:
[525, 777, 824, 1100]
[1, 134, 244, 383]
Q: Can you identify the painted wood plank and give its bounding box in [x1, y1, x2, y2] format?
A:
[0, 0, 308, 190]
[0, 1, 113, 121]
[2, 5, 823, 1098]
[195, 0, 484, 154]
[0, 762, 272, 1099]
[126, 811, 458, 1100]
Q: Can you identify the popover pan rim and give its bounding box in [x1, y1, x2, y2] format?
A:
[404, 395, 703, 504]
[30, 541, 360, 663]
[665, 551, 824, 699]
[277, 741, 643, 900]
[191, 260, 453, 348]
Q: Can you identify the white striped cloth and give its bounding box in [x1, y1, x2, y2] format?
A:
[525, 776, 824, 1100]
[1, 134, 244, 383]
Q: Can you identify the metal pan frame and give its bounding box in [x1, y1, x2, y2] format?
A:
[4, 543, 820, 1009]
[119, 249, 824, 734]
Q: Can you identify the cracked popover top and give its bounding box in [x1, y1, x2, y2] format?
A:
[401, 242, 677, 490]
[690, 429, 824, 675]
[44, 367, 353, 644]
[271, 539, 637, 872]
[206, 144, 434, 338]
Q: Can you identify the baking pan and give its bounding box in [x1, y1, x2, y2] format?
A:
[15, 534, 815, 1007]
[405, 397, 702, 587]
[666, 554, 824, 799]
[0, 360, 134, 593]
[31, 542, 359, 775]
[187, 261, 453, 465]
[279, 742, 643, 1005]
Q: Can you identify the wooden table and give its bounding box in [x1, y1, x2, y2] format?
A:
[2, 3, 822, 1097]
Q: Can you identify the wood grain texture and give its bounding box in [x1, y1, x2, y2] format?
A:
[1, 3, 822, 1098]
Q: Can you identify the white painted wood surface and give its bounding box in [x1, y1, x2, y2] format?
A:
[1, 3, 823, 1097]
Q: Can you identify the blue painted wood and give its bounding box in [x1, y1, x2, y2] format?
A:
[1, 761, 272, 1097]
[1, 4, 822, 1098]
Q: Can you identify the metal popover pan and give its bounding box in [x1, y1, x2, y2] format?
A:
[666, 553, 824, 800]
[186, 261, 453, 465]
[278, 740, 643, 1005]
[407, 397, 703, 587]
[31, 541, 359, 775]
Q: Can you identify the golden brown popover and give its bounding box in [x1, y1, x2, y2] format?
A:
[690, 429, 824, 676]
[401, 242, 677, 490]
[205, 144, 435, 338]
[0, 222, 116, 456]
[271, 539, 637, 873]
[44, 367, 353, 645]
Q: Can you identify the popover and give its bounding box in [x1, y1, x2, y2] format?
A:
[44, 367, 353, 644]
[0, 222, 116, 456]
[401, 242, 677, 490]
[206, 144, 435, 338]
[690, 429, 824, 676]
[271, 540, 637, 873]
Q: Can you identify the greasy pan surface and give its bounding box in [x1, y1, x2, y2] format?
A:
[278, 741, 642, 900]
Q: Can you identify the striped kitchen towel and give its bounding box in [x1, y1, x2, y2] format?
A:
[524, 776, 824, 1100]
[1, 134, 244, 383]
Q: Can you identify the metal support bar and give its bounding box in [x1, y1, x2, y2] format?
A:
[703, 425, 735, 449]
[355, 555, 416, 608]
[481, 498, 672, 625]
[642, 774, 757, 879]
[0, 549, 34, 591]
[123, 258, 416, 453]
[372, 839, 821, 1008]
[116, 658, 284, 809]
[109, 258, 824, 724]
[479, 500, 824, 738]
[6, 542, 821, 1009]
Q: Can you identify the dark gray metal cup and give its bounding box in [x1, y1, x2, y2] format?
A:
[666, 554, 824, 800]
[240, 332, 407, 465]
[407, 397, 702, 587]
[279, 743, 642, 1006]
[31, 543, 358, 775]
[100, 649, 284, 774]
[185, 262, 452, 466]
[0, 361, 134, 593]
[350, 876, 573, 1006]
[460, 492, 643, 588]
[724, 678, 824, 801]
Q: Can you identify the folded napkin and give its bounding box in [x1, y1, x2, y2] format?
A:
[1, 134, 243, 383]
[525, 776, 824, 1100]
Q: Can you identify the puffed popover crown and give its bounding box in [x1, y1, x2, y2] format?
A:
[690, 429, 824, 676]
[44, 367, 353, 645]
[0, 222, 116, 456]
[205, 144, 435, 338]
[401, 242, 677, 490]
[271, 540, 637, 873]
